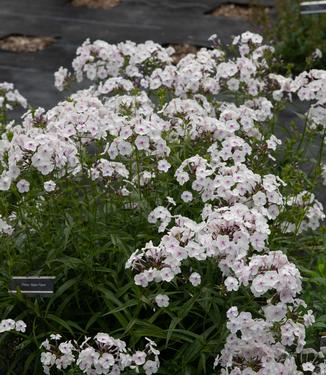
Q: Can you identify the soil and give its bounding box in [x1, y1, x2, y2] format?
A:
[0, 35, 56, 53]
[71, 0, 120, 9]
[209, 4, 269, 20]
[169, 44, 199, 64]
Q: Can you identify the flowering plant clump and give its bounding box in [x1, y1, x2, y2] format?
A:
[40, 334, 159, 375]
[0, 32, 325, 374]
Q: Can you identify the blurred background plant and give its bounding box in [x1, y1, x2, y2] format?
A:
[256, 0, 326, 75]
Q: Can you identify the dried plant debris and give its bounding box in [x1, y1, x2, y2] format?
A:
[71, 0, 120, 9]
[169, 44, 200, 64]
[209, 4, 270, 20]
[0, 35, 56, 53]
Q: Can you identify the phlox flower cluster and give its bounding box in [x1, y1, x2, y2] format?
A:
[214, 304, 313, 375]
[144, 31, 272, 97]
[240, 251, 302, 303]
[0, 107, 80, 192]
[126, 202, 271, 289]
[90, 159, 129, 181]
[270, 69, 326, 132]
[174, 151, 284, 214]
[0, 214, 14, 235]
[0, 82, 27, 113]
[0, 318, 26, 333]
[0, 88, 174, 205]
[40, 333, 159, 375]
[54, 39, 174, 91]
[282, 191, 325, 234]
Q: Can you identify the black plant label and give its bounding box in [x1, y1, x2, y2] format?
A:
[301, 1, 326, 15]
[9, 277, 55, 297]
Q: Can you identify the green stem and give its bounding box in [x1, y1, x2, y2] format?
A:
[135, 148, 142, 200]
[309, 129, 326, 189]
[316, 130, 325, 170]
